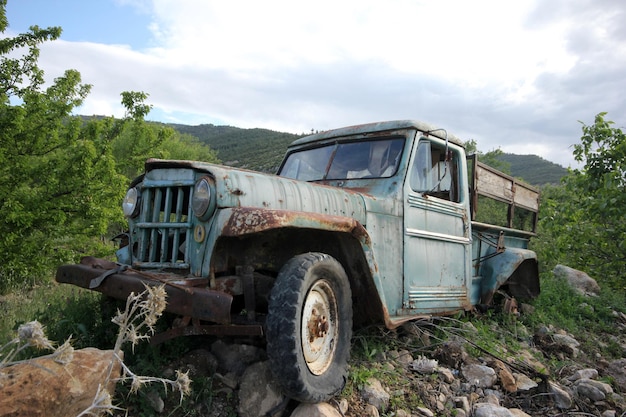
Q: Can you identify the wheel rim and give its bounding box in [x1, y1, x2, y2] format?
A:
[301, 279, 338, 375]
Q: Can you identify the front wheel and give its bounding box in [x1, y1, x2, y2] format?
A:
[266, 252, 352, 403]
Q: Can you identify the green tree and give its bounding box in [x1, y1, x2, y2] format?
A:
[537, 113, 626, 289]
[0, 4, 221, 292]
[0, 5, 150, 291]
[0, 17, 116, 291]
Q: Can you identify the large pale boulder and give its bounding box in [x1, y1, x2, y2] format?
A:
[553, 265, 600, 296]
[0, 348, 120, 417]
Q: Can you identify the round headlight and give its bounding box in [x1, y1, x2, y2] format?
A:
[122, 187, 140, 218]
[192, 178, 212, 218]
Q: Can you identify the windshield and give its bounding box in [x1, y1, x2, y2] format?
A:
[279, 138, 405, 181]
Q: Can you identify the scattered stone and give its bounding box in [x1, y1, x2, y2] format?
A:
[601, 410, 617, 417]
[462, 364, 497, 388]
[410, 356, 438, 374]
[489, 359, 516, 393]
[291, 402, 342, 417]
[395, 408, 410, 417]
[574, 378, 613, 399]
[575, 381, 606, 401]
[473, 403, 515, 417]
[361, 377, 390, 411]
[0, 348, 121, 417]
[390, 349, 414, 367]
[484, 393, 500, 405]
[363, 404, 380, 417]
[338, 398, 349, 414]
[568, 368, 599, 382]
[437, 366, 456, 383]
[513, 373, 538, 391]
[214, 372, 239, 390]
[549, 381, 573, 410]
[237, 361, 284, 417]
[211, 340, 265, 375]
[517, 349, 549, 374]
[454, 396, 470, 413]
[433, 340, 468, 368]
[509, 409, 532, 417]
[145, 390, 164, 413]
[416, 406, 435, 416]
[553, 264, 601, 296]
[552, 333, 580, 357]
[178, 348, 217, 377]
[606, 359, 626, 392]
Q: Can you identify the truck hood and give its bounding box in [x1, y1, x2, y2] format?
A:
[145, 159, 367, 223]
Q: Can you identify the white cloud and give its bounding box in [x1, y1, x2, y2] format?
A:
[22, 0, 626, 168]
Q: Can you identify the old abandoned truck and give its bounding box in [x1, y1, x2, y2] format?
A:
[56, 120, 540, 402]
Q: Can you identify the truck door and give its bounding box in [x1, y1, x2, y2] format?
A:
[402, 137, 471, 314]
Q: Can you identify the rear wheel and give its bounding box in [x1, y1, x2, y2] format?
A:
[266, 252, 352, 403]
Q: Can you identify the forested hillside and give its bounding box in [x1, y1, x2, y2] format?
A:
[496, 153, 568, 185]
[169, 123, 302, 173]
[169, 123, 568, 185]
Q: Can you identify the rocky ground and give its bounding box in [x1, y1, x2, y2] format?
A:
[125, 306, 626, 417]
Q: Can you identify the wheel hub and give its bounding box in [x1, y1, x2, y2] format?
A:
[301, 280, 338, 375]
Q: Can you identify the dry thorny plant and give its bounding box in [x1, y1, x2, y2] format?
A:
[0, 284, 191, 416]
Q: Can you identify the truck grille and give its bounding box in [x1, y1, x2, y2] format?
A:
[133, 184, 193, 269]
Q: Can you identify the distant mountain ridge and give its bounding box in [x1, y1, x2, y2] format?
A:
[495, 153, 568, 186]
[167, 123, 567, 186]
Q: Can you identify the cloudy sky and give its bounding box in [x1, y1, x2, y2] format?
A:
[5, 0, 626, 167]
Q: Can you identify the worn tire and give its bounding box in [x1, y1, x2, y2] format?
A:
[266, 252, 352, 403]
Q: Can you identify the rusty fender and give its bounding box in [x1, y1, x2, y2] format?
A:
[219, 207, 371, 244]
[479, 247, 539, 304]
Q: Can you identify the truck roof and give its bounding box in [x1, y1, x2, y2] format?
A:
[290, 120, 464, 148]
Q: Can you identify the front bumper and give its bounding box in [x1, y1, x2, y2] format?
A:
[56, 261, 233, 324]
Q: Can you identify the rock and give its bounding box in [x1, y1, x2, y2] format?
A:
[437, 366, 455, 383]
[145, 390, 164, 413]
[237, 361, 284, 417]
[461, 364, 497, 388]
[338, 398, 349, 414]
[454, 396, 471, 413]
[364, 404, 380, 417]
[361, 377, 390, 411]
[517, 349, 548, 375]
[395, 409, 410, 417]
[0, 348, 120, 417]
[568, 368, 599, 382]
[549, 381, 573, 409]
[410, 356, 438, 374]
[509, 409, 532, 417]
[290, 402, 342, 417]
[574, 378, 613, 395]
[553, 264, 601, 296]
[416, 406, 434, 416]
[453, 409, 467, 417]
[390, 349, 414, 367]
[606, 359, 626, 392]
[601, 411, 617, 417]
[434, 340, 469, 368]
[178, 348, 218, 377]
[473, 403, 515, 417]
[211, 340, 265, 375]
[214, 372, 239, 390]
[575, 381, 606, 401]
[513, 373, 538, 391]
[489, 359, 516, 393]
[552, 333, 580, 350]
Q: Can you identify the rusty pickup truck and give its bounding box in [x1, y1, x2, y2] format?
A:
[56, 120, 540, 402]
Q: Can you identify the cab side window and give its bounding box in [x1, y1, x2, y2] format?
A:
[409, 139, 460, 202]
